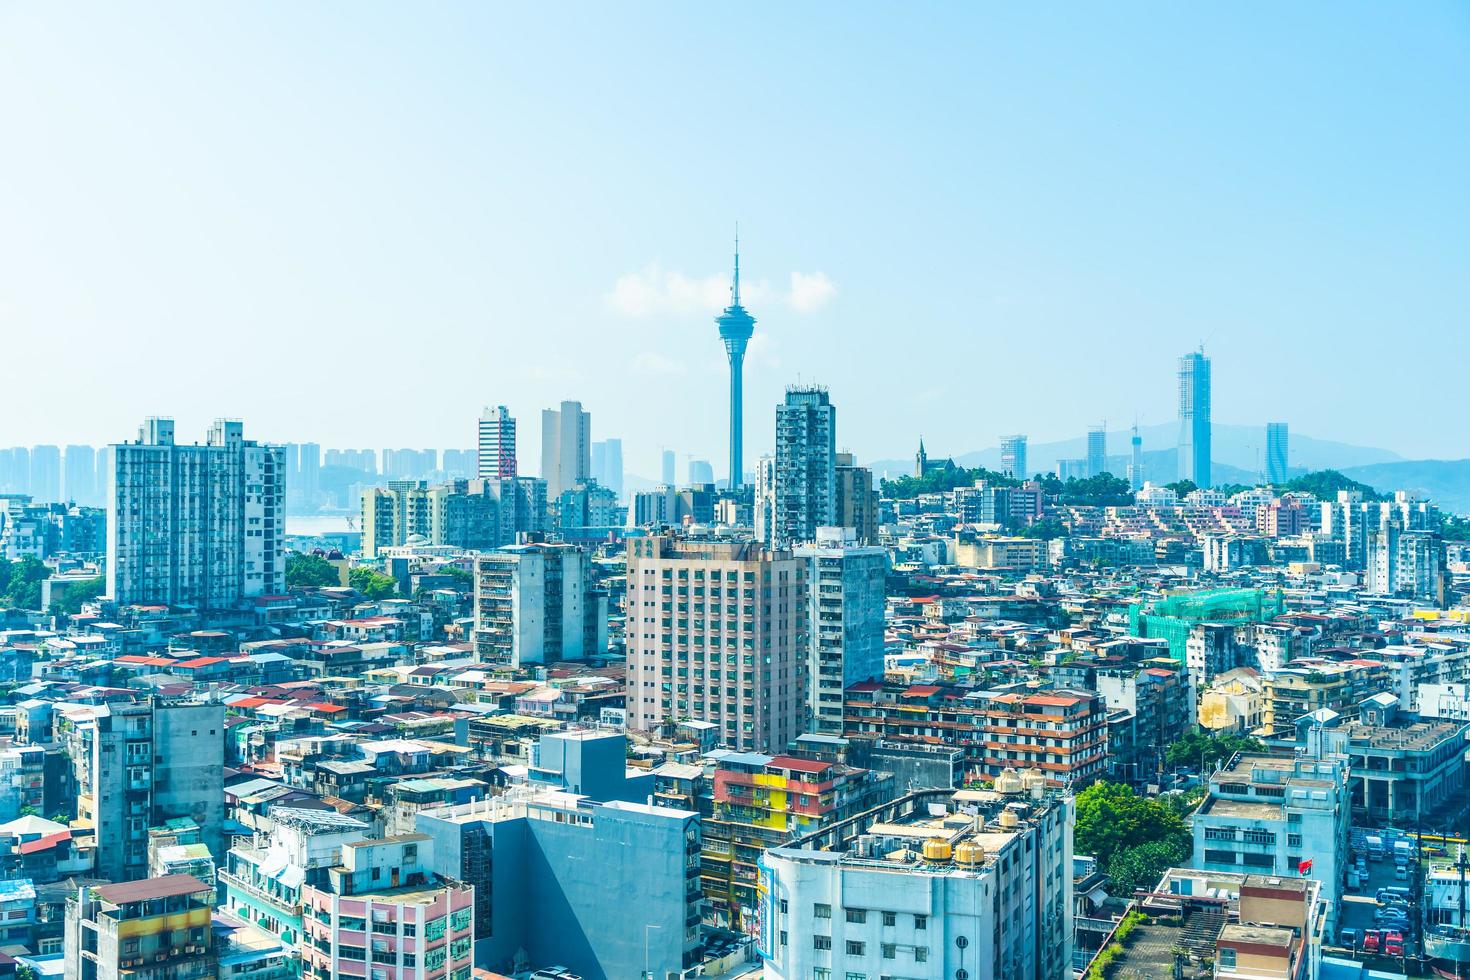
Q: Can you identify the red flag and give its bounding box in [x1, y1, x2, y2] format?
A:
[1298, 859, 1313, 875]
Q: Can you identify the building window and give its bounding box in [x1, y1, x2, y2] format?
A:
[846, 941, 865, 956]
[915, 947, 929, 962]
[846, 908, 867, 924]
[914, 915, 928, 929]
[814, 903, 832, 919]
[779, 931, 787, 946]
[881, 910, 896, 926]
[814, 936, 832, 950]
[1219, 948, 1237, 970]
[881, 943, 896, 958]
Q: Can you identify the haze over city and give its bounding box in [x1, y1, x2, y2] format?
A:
[3, 3, 1468, 477]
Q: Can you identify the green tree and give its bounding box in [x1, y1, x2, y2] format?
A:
[1441, 515, 1470, 541]
[439, 565, 474, 589]
[1037, 473, 1134, 506]
[880, 465, 1019, 500]
[49, 576, 105, 616]
[1018, 517, 1068, 540]
[349, 567, 399, 599]
[1164, 479, 1198, 497]
[0, 556, 50, 609]
[1280, 469, 1385, 502]
[1074, 781, 1189, 864]
[1164, 727, 1266, 771]
[1107, 837, 1193, 895]
[286, 552, 342, 588]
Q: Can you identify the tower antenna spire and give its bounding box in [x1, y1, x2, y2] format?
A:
[732, 224, 741, 306]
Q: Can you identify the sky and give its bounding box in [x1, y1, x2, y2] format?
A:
[2, 3, 1467, 479]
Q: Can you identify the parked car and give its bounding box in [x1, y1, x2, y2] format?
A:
[1385, 940, 1405, 956]
[1363, 930, 1382, 953]
[1340, 928, 1359, 949]
[1395, 864, 1410, 880]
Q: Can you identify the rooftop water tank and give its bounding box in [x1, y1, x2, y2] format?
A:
[923, 838, 953, 863]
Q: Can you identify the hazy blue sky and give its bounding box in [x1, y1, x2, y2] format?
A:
[2, 4, 1466, 478]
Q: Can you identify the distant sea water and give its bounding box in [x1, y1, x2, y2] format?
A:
[285, 515, 356, 536]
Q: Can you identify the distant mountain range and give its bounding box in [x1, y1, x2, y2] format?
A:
[863, 424, 1470, 514]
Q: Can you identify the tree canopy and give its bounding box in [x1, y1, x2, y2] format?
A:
[1075, 780, 1194, 896]
[1164, 727, 1266, 771]
[1037, 472, 1134, 506]
[1280, 469, 1385, 502]
[0, 556, 49, 610]
[1017, 516, 1068, 540]
[49, 576, 104, 616]
[286, 552, 341, 588]
[349, 567, 399, 599]
[881, 465, 1019, 500]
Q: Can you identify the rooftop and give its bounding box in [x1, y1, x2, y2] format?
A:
[94, 875, 211, 906]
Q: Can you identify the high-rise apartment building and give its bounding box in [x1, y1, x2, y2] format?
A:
[29, 445, 61, 502]
[1178, 349, 1212, 486]
[1086, 425, 1107, 478]
[360, 480, 501, 559]
[716, 242, 756, 490]
[65, 875, 217, 980]
[760, 786, 1074, 980]
[0, 448, 29, 494]
[625, 534, 806, 752]
[59, 698, 226, 883]
[472, 543, 605, 666]
[106, 418, 284, 610]
[63, 445, 97, 506]
[1128, 423, 1144, 490]
[795, 527, 887, 734]
[1266, 422, 1289, 485]
[299, 836, 474, 980]
[1367, 525, 1447, 605]
[661, 449, 676, 486]
[687, 458, 714, 486]
[833, 452, 878, 543]
[477, 405, 517, 478]
[590, 437, 623, 497]
[1000, 434, 1027, 480]
[540, 400, 590, 498]
[758, 386, 836, 548]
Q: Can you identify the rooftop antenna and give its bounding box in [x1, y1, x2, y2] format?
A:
[732, 224, 741, 306]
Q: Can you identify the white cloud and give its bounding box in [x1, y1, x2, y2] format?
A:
[607, 263, 728, 317]
[629, 351, 686, 376]
[606, 263, 835, 317]
[788, 271, 837, 312]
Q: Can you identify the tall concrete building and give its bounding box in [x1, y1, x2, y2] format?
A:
[1178, 349, 1212, 486]
[590, 437, 623, 497]
[65, 875, 218, 980]
[472, 543, 605, 666]
[29, 445, 61, 502]
[1367, 525, 1447, 605]
[1086, 425, 1107, 478]
[106, 418, 284, 610]
[795, 527, 887, 734]
[540, 400, 590, 498]
[63, 445, 97, 506]
[360, 480, 502, 558]
[625, 534, 806, 752]
[661, 448, 676, 486]
[1128, 423, 1144, 490]
[1266, 421, 1289, 485]
[1000, 434, 1027, 480]
[715, 241, 756, 490]
[758, 386, 836, 549]
[59, 698, 226, 883]
[477, 405, 518, 478]
[687, 458, 714, 486]
[834, 452, 878, 543]
[760, 786, 1074, 980]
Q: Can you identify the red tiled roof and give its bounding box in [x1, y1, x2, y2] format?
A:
[95, 874, 210, 904]
[176, 657, 228, 668]
[768, 755, 832, 774]
[17, 830, 71, 854]
[902, 685, 943, 698]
